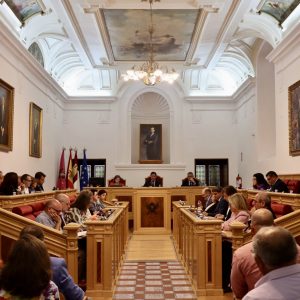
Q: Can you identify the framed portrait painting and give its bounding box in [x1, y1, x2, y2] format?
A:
[29, 102, 42, 158]
[139, 124, 162, 164]
[0, 79, 14, 152]
[289, 80, 300, 156]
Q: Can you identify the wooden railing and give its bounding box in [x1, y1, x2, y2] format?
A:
[0, 202, 128, 299]
[0, 189, 78, 210]
[239, 189, 300, 210]
[85, 202, 128, 298]
[0, 208, 80, 281]
[228, 210, 300, 252]
[172, 202, 223, 296]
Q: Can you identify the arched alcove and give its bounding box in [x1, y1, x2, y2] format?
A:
[131, 92, 170, 164]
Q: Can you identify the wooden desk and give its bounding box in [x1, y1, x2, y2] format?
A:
[172, 202, 223, 296]
[85, 202, 128, 298]
[86, 186, 207, 234]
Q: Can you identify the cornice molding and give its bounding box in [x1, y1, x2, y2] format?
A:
[267, 22, 300, 64]
[0, 20, 68, 109]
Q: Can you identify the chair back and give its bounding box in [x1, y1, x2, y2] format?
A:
[108, 176, 126, 187]
[145, 175, 163, 186]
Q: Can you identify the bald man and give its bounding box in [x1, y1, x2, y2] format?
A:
[55, 193, 71, 228]
[36, 199, 62, 231]
[231, 209, 300, 299]
[243, 227, 300, 300]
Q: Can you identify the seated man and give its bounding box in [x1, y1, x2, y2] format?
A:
[181, 172, 199, 186]
[202, 187, 212, 208]
[231, 208, 300, 299]
[55, 193, 71, 228]
[34, 171, 46, 192]
[143, 171, 162, 187]
[243, 226, 300, 300]
[20, 225, 85, 300]
[35, 199, 62, 231]
[19, 173, 32, 194]
[251, 192, 276, 219]
[265, 170, 289, 193]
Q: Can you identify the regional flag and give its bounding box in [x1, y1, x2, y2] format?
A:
[66, 148, 74, 188]
[72, 149, 78, 183]
[80, 149, 89, 190]
[56, 148, 66, 189]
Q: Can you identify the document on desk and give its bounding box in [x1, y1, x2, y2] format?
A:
[77, 231, 87, 238]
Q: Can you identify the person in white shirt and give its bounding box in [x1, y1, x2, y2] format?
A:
[20, 173, 33, 194]
[243, 226, 300, 300]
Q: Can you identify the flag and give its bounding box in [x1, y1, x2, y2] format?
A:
[72, 149, 78, 184]
[66, 148, 74, 188]
[56, 148, 66, 190]
[80, 149, 89, 190]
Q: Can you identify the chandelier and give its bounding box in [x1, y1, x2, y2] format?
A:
[122, 0, 179, 86]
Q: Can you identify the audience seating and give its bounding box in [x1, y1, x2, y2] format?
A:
[283, 179, 300, 193]
[12, 196, 77, 221]
[12, 201, 45, 220]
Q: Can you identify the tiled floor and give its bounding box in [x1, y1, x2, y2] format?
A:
[113, 261, 197, 300]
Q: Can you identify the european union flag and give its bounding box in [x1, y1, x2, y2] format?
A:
[80, 149, 89, 190]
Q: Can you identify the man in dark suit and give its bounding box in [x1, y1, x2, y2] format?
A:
[144, 127, 159, 160]
[35, 171, 46, 191]
[181, 172, 199, 186]
[208, 187, 228, 217]
[143, 171, 162, 187]
[266, 171, 289, 193]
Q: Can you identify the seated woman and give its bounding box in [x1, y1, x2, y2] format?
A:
[0, 234, 59, 300]
[221, 193, 250, 231]
[252, 173, 269, 190]
[65, 190, 92, 226]
[108, 175, 125, 187]
[97, 189, 116, 206]
[0, 172, 19, 195]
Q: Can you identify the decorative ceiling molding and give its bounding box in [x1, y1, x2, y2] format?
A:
[185, 9, 209, 65]
[203, 0, 241, 68]
[84, 5, 114, 66]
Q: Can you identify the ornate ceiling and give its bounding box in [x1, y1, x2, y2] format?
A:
[0, 0, 299, 98]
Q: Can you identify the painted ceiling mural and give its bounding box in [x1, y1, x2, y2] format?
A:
[103, 9, 199, 61]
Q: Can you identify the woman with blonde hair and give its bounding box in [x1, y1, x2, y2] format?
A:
[221, 193, 250, 231]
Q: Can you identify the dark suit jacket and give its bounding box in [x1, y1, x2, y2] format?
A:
[209, 197, 228, 217]
[143, 178, 162, 187]
[35, 184, 44, 192]
[270, 178, 289, 193]
[181, 178, 199, 186]
[204, 202, 218, 215]
[51, 257, 84, 300]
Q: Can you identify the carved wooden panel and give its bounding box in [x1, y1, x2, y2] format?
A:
[141, 197, 164, 227]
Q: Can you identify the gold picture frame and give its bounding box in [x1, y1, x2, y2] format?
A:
[288, 80, 300, 156]
[0, 78, 14, 152]
[29, 102, 42, 158]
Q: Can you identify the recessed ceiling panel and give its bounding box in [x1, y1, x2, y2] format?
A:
[102, 9, 199, 61]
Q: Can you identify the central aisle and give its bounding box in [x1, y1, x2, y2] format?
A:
[113, 234, 196, 300]
[113, 234, 233, 300]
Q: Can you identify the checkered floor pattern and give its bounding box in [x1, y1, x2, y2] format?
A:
[113, 261, 197, 300]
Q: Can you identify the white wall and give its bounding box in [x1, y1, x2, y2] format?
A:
[0, 25, 65, 190]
